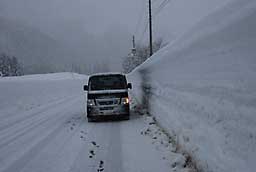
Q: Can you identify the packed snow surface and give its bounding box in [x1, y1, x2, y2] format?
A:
[128, 0, 256, 171]
[0, 72, 193, 172]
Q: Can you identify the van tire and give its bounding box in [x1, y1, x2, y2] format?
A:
[123, 116, 130, 120]
[87, 117, 94, 122]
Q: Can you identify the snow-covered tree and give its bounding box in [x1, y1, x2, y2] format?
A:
[0, 53, 23, 76]
[122, 38, 166, 73]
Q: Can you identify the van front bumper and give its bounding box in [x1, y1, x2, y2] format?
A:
[87, 104, 130, 117]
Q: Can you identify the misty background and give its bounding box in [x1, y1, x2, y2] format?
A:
[0, 0, 232, 74]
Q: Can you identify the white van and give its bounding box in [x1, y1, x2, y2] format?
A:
[83, 73, 132, 122]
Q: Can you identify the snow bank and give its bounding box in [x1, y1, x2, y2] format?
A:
[128, 0, 256, 171]
[0, 73, 88, 113]
[0, 72, 86, 82]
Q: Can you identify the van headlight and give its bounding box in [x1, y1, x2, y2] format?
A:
[121, 97, 129, 105]
[87, 99, 95, 106]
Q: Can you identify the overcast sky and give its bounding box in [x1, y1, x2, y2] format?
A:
[0, 0, 233, 71]
[1, 0, 233, 38]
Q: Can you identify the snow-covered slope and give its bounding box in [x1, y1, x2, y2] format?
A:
[128, 0, 256, 171]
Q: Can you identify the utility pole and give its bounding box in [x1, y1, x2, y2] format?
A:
[148, 0, 153, 56]
[132, 35, 136, 49]
[132, 35, 136, 55]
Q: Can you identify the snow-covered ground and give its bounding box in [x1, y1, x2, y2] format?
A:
[0, 72, 194, 172]
[128, 0, 256, 172]
[1, 1, 255, 171]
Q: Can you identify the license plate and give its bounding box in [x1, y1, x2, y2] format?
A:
[100, 107, 113, 111]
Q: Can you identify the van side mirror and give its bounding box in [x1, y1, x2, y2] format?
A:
[127, 83, 132, 89]
[83, 85, 88, 91]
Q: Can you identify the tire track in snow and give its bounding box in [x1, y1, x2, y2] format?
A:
[0, 96, 71, 120]
[0, 95, 77, 131]
[0, 97, 82, 172]
[103, 123, 122, 172]
[84, 122, 123, 172]
[19, 113, 89, 172]
[0, 97, 78, 147]
[66, 122, 97, 172]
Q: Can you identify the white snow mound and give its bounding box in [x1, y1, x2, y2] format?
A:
[129, 0, 256, 171]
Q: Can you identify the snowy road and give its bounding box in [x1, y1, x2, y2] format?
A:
[0, 73, 191, 172]
[0, 94, 172, 172]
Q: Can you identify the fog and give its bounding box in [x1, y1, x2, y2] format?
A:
[0, 0, 232, 73]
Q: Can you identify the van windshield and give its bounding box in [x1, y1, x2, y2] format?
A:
[89, 75, 127, 90]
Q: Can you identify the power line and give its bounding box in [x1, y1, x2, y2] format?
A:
[138, 20, 148, 46]
[137, 0, 167, 43]
[135, 0, 172, 49]
[151, 0, 166, 11]
[136, 0, 149, 46]
[152, 0, 161, 4]
[134, 0, 146, 35]
[137, 0, 153, 54]
[154, 0, 171, 16]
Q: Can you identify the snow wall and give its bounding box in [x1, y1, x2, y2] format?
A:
[128, 0, 256, 171]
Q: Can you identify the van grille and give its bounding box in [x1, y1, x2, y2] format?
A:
[99, 101, 113, 105]
[97, 99, 119, 106]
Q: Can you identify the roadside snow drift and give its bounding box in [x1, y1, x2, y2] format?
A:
[128, 0, 256, 171]
[0, 73, 86, 112]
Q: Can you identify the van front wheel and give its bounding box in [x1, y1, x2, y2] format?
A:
[123, 115, 130, 120]
[87, 117, 95, 122]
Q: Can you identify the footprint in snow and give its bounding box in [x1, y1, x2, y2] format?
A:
[89, 150, 95, 158]
[97, 160, 104, 172]
[80, 131, 87, 140]
[91, 141, 100, 148]
[149, 122, 155, 125]
[90, 150, 95, 155]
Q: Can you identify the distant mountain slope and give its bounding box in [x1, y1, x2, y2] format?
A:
[0, 17, 80, 74]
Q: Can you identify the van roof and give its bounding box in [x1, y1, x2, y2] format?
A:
[89, 72, 125, 78]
